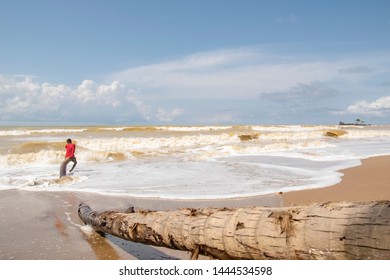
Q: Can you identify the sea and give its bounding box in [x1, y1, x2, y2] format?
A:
[1, 124, 390, 199]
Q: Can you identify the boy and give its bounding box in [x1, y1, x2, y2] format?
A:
[59, 139, 77, 177]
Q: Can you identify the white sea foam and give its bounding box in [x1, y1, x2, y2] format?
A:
[251, 125, 336, 132]
[0, 150, 63, 167]
[77, 133, 236, 151]
[343, 129, 390, 139]
[157, 125, 233, 131]
[96, 125, 232, 132]
[0, 128, 87, 136]
[0, 125, 389, 199]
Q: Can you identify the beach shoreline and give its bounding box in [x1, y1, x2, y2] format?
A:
[0, 188, 282, 260]
[281, 155, 390, 206]
[0, 155, 389, 260]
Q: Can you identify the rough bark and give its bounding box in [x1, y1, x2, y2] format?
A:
[78, 200, 390, 260]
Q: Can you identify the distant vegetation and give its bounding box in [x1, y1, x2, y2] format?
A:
[339, 119, 371, 126]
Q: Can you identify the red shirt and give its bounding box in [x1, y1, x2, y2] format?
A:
[65, 143, 76, 158]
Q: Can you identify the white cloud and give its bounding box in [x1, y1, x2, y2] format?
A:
[126, 96, 152, 120]
[259, 81, 340, 102]
[156, 108, 184, 122]
[107, 48, 390, 124]
[0, 75, 183, 123]
[108, 49, 390, 106]
[2, 48, 390, 124]
[345, 96, 390, 116]
[110, 49, 351, 100]
[208, 110, 238, 124]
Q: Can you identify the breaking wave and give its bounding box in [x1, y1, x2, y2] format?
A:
[1, 124, 390, 198]
[0, 125, 341, 167]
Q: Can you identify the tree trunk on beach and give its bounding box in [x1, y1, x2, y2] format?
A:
[78, 201, 390, 260]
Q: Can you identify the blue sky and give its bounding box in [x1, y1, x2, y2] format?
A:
[1, 0, 390, 125]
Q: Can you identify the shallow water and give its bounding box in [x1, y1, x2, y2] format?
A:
[1, 125, 389, 199]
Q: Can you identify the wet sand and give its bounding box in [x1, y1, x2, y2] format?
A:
[0, 155, 389, 260]
[0, 187, 281, 260]
[281, 155, 390, 206]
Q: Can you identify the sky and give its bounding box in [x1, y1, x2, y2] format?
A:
[1, 0, 390, 125]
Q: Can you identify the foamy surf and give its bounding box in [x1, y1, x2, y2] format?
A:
[0, 125, 389, 199]
[22, 174, 87, 189]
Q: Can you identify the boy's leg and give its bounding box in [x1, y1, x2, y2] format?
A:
[69, 157, 77, 172]
[60, 158, 71, 177]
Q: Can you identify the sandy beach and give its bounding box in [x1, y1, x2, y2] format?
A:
[0, 155, 389, 260]
[281, 155, 390, 206]
[0, 185, 281, 260]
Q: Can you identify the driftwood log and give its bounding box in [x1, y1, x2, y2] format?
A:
[78, 201, 390, 260]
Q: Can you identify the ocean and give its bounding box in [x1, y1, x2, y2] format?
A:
[1, 124, 390, 199]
